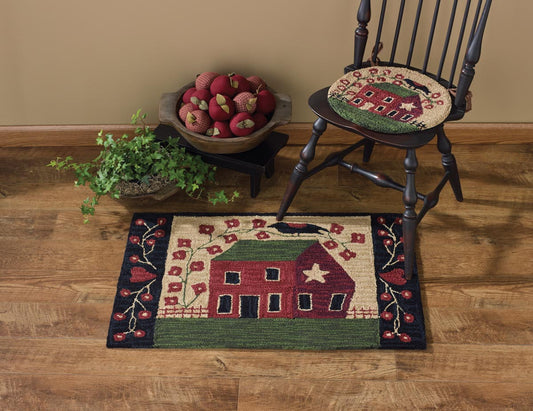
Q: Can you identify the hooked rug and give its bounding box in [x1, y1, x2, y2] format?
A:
[107, 213, 426, 349]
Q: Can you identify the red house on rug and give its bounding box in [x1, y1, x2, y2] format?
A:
[348, 83, 423, 123]
[207, 240, 355, 319]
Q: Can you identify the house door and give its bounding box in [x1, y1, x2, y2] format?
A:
[240, 295, 259, 318]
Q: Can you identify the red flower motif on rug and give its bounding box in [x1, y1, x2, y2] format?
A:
[206, 245, 223, 255]
[172, 250, 186, 260]
[168, 282, 183, 293]
[199, 224, 215, 235]
[252, 219, 267, 228]
[351, 233, 365, 243]
[191, 282, 207, 296]
[224, 219, 240, 228]
[168, 266, 182, 276]
[255, 231, 270, 240]
[177, 238, 192, 248]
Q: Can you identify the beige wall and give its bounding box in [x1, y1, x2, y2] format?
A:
[0, 0, 530, 126]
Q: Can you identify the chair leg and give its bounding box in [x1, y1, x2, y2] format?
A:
[276, 118, 327, 221]
[402, 148, 418, 280]
[437, 127, 463, 202]
[363, 139, 375, 163]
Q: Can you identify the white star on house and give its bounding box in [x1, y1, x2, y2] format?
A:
[302, 263, 330, 283]
[399, 102, 417, 111]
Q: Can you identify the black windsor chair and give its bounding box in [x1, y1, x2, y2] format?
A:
[277, 0, 493, 279]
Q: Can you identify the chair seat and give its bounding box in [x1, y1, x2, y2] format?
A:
[328, 66, 452, 134]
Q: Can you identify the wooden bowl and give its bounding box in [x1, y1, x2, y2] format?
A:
[159, 82, 292, 154]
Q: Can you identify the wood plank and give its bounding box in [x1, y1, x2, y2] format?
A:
[424, 308, 533, 345]
[237, 378, 533, 410]
[396, 344, 533, 383]
[0, 375, 239, 410]
[422, 282, 533, 308]
[240, 378, 533, 410]
[0, 303, 111, 338]
[0, 239, 125, 272]
[1, 122, 533, 147]
[0, 338, 398, 380]
[0, 270, 117, 304]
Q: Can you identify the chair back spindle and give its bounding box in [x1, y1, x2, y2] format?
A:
[436, 0, 458, 81]
[371, 0, 388, 64]
[422, 0, 441, 73]
[405, 0, 424, 68]
[389, 0, 406, 64]
[353, 0, 371, 69]
[447, 0, 472, 89]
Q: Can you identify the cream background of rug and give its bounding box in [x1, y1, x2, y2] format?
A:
[160, 215, 378, 320]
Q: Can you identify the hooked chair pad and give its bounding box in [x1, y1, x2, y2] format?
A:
[328, 66, 452, 134]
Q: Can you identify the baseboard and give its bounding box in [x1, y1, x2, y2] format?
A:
[1, 122, 532, 147]
[0, 125, 138, 148]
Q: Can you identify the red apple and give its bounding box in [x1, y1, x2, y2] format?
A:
[195, 71, 219, 90]
[178, 102, 196, 122]
[252, 112, 268, 131]
[230, 112, 255, 137]
[182, 87, 197, 104]
[229, 73, 250, 94]
[189, 89, 212, 111]
[247, 75, 267, 93]
[256, 89, 276, 114]
[210, 74, 239, 97]
[185, 110, 211, 134]
[208, 94, 235, 121]
[233, 91, 257, 114]
[207, 121, 233, 138]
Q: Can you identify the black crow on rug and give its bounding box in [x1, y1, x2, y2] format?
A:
[268, 222, 328, 236]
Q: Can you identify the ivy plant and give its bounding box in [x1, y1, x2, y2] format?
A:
[48, 110, 238, 222]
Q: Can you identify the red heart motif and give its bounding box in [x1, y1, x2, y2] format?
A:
[379, 268, 406, 286]
[130, 266, 156, 283]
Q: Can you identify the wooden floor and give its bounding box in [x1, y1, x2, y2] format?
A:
[1, 133, 532, 410]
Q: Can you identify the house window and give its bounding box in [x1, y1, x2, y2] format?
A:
[225, 271, 240, 284]
[298, 294, 312, 311]
[352, 97, 363, 105]
[383, 96, 394, 103]
[401, 114, 414, 121]
[268, 294, 281, 312]
[265, 267, 280, 281]
[375, 105, 385, 112]
[218, 295, 232, 314]
[364, 90, 374, 97]
[387, 110, 398, 117]
[329, 294, 347, 311]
